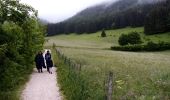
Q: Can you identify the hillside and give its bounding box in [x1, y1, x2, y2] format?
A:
[46, 27, 170, 99]
[47, 0, 169, 35]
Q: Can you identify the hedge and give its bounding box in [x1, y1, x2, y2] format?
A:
[111, 41, 170, 51]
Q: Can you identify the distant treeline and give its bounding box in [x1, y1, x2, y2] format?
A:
[47, 0, 170, 35]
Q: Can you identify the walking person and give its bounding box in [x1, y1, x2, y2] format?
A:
[45, 50, 53, 74]
[35, 51, 45, 73]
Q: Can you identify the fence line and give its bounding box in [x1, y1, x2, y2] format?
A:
[56, 48, 82, 73]
[55, 46, 113, 100]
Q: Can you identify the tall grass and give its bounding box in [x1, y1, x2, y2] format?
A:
[59, 47, 170, 99]
[51, 47, 89, 100]
[46, 27, 170, 99]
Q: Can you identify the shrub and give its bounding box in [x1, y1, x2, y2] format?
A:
[144, 41, 160, 51]
[111, 44, 144, 51]
[128, 32, 142, 45]
[118, 32, 142, 46]
[118, 34, 129, 46]
[111, 41, 170, 51]
[144, 41, 170, 51]
[0, 1, 45, 99]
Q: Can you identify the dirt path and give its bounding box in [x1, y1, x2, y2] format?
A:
[21, 49, 62, 100]
[21, 67, 62, 100]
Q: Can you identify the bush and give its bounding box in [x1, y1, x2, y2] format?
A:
[118, 32, 142, 46]
[118, 34, 129, 46]
[144, 41, 170, 51]
[128, 32, 142, 44]
[111, 41, 170, 51]
[111, 44, 144, 51]
[0, 1, 45, 99]
[144, 41, 160, 51]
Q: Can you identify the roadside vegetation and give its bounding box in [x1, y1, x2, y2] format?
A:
[0, 1, 45, 100]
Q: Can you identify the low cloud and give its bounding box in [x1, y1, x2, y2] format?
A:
[21, 0, 116, 22]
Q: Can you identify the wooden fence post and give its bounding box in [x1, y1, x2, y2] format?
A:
[64, 56, 67, 64]
[52, 43, 56, 48]
[62, 54, 64, 59]
[68, 58, 71, 67]
[107, 72, 113, 100]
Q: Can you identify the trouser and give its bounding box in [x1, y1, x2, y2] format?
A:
[37, 67, 43, 73]
[47, 67, 49, 72]
[47, 67, 52, 73]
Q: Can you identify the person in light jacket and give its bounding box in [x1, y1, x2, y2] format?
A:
[45, 50, 53, 74]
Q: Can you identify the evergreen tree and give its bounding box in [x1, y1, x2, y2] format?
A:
[101, 29, 106, 37]
[144, 4, 169, 34]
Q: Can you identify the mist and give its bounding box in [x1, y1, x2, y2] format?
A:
[21, 0, 116, 23]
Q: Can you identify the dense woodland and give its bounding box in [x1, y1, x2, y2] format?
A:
[47, 0, 170, 35]
[0, 0, 45, 96]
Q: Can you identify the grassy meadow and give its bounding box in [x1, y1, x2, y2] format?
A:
[45, 27, 170, 99]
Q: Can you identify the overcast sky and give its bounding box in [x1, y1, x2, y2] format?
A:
[21, 0, 114, 23]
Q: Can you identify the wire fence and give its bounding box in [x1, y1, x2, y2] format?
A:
[56, 48, 82, 73]
[55, 46, 113, 100]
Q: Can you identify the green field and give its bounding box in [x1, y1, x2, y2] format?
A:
[45, 27, 170, 99]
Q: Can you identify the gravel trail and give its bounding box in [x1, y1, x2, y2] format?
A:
[21, 67, 62, 100]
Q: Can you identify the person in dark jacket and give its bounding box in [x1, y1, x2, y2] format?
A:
[45, 50, 53, 74]
[35, 51, 45, 73]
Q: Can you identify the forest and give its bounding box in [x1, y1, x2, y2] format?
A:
[47, 0, 170, 35]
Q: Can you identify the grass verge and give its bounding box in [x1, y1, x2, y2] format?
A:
[0, 66, 33, 100]
[51, 47, 90, 100]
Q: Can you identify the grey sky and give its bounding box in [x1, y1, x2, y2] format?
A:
[21, 0, 114, 23]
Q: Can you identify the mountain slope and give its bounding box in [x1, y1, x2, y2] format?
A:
[47, 0, 168, 35]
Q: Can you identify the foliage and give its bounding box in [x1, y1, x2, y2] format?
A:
[101, 29, 106, 37]
[112, 41, 170, 51]
[118, 34, 129, 46]
[111, 44, 143, 51]
[118, 32, 142, 46]
[144, 41, 170, 51]
[0, 0, 45, 99]
[144, 2, 170, 35]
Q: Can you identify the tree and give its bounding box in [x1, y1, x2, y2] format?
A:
[144, 6, 169, 34]
[0, 0, 45, 93]
[101, 29, 106, 37]
[118, 34, 129, 46]
[118, 32, 142, 46]
[167, 13, 170, 31]
[0, 0, 37, 24]
[128, 32, 142, 45]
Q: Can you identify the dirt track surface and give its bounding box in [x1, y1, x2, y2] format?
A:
[21, 67, 62, 100]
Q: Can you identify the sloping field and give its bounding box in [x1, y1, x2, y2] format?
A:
[45, 27, 170, 99]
